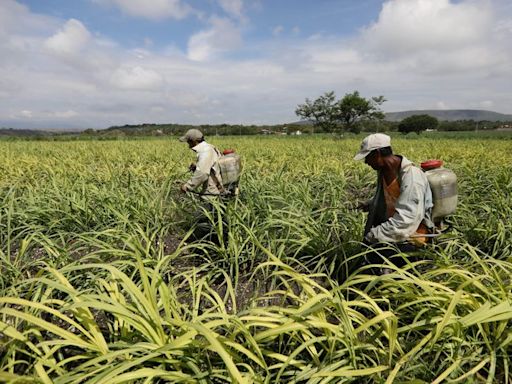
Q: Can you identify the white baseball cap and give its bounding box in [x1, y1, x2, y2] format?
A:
[179, 129, 204, 142]
[353, 133, 391, 160]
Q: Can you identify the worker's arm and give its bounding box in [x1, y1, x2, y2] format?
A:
[182, 148, 214, 192]
[365, 172, 427, 243]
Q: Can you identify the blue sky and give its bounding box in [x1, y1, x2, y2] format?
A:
[1, 0, 511, 129]
[22, 1, 383, 50]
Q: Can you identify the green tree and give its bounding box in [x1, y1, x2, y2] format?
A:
[82, 128, 96, 135]
[398, 114, 439, 134]
[295, 91, 338, 132]
[335, 91, 386, 133]
[295, 91, 386, 133]
[438, 120, 464, 131]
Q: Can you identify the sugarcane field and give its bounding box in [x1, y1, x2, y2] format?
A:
[3, 0, 512, 382]
[1, 131, 512, 383]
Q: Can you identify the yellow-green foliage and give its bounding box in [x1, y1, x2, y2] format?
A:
[1, 134, 512, 383]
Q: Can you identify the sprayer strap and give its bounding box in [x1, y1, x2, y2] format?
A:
[210, 147, 226, 194]
[210, 169, 226, 194]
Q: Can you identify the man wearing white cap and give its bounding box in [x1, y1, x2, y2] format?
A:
[354, 133, 434, 264]
[179, 129, 226, 244]
[179, 129, 223, 196]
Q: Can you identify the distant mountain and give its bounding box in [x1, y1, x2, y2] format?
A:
[385, 109, 512, 122]
[0, 128, 51, 137]
[288, 120, 313, 126]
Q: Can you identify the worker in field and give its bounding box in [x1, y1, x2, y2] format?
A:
[180, 129, 224, 196]
[354, 133, 435, 271]
[179, 129, 227, 245]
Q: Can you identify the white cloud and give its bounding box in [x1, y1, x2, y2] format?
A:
[0, 0, 57, 35]
[150, 106, 165, 113]
[187, 17, 242, 61]
[10, 109, 78, 120]
[110, 66, 164, 90]
[495, 19, 512, 34]
[354, 0, 512, 90]
[44, 19, 91, 56]
[0, 1, 58, 67]
[2, 0, 512, 129]
[301, 41, 362, 73]
[363, 0, 492, 55]
[217, 0, 244, 19]
[436, 101, 449, 110]
[272, 25, 284, 36]
[166, 89, 211, 108]
[479, 100, 494, 109]
[94, 0, 192, 20]
[50, 110, 78, 118]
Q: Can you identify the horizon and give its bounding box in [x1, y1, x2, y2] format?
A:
[3, 108, 512, 132]
[1, 0, 512, 129]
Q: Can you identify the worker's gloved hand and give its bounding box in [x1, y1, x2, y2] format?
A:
[364, 231, 377, 244]
[189, 163, 196, 172]
[356, 200, 371, 212]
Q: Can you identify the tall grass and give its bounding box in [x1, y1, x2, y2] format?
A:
[1, 135, 511, 382]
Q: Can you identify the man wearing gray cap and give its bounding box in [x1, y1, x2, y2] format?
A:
[179, 129, 223, 196]
[354, 133, 434, 268]
[179, 128, 227, 244]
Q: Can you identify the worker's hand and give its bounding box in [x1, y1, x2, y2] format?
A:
[356, 200, 371, 212]
[364, 231, 377, 244]
[189, 163, 196, 172]
[180, 184, 189, 193]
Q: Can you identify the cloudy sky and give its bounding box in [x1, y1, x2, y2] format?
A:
[1, 0, 511, 129]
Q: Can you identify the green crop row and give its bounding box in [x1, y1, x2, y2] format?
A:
[1, 135, 511, 383]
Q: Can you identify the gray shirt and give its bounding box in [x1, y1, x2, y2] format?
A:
[184, 141, 222, 195]
[365, 156, 434, 243]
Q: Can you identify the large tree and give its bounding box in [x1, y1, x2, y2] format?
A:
[335, 91, 386, 133]
[294, 91, 338, 132]
[398, 114, 439, 134]
[295, 91, 386, 133]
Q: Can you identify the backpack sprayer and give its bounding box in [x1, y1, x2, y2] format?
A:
[408, 159, 458, 240]
[214, 149, 242, 196]
[186, 148, 242, 197]
[420, 159, 458, 226]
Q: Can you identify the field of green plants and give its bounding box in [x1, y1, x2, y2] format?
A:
[1, 134, 512, 383]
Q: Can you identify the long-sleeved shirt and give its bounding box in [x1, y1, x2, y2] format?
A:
[364, 156, 434, 244]
[184, 141, 222, 195]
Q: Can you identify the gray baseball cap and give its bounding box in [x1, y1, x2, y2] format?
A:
[179, 129, 204, 142]
[354, 133, 391, 160]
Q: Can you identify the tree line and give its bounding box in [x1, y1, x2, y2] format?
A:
[2, 90, 510, 140]
[295, 91, 510, 134]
